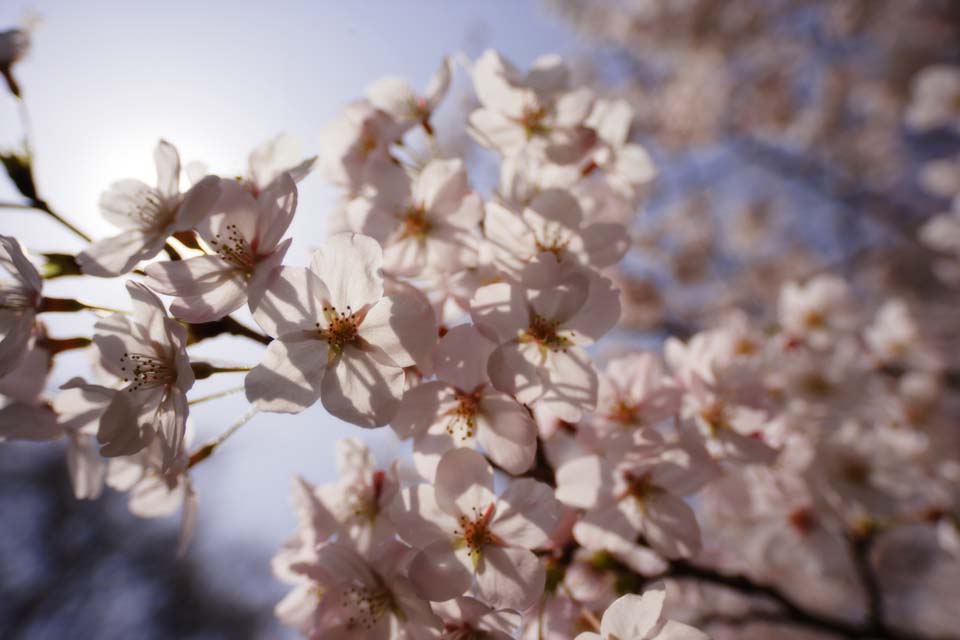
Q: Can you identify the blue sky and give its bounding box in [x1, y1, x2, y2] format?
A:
[0, 0, 584, 622]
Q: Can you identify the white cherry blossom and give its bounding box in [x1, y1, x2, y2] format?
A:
[389, 447, 560, 609]
[245, 232, 435, 427]
[92, 281, 194, 471]
[78, 140, 221, 277]
[575, 583, 709, 640]
[0, 235, 42, 376]
[145, 173, 297, 322]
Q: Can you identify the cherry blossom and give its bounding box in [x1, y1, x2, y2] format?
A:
[245, 133, 316, 195]
[391, 323, 538, 477]
[432, 596, 521, 640]
[0, 235, 42, 376]
[78, 140, 221, 277]
[145, 173, 297, 322]
[575, 583, 709, 640]
[556, 432, 718, 559]
[470, 270, 620, 422]
[282, 540, 440, 639]
[245, 232, 435, 427]
[347, 158, 483, 276]
[484, 189, 628, 284]
[468, 50, 594, 160]
[365, 56, 453, 133]
[92, 281, 194, 471]
[389, 447, 559, 609]
[318, 100, 402, 193]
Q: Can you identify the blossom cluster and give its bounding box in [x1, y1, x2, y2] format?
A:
[3, 26, 960, 640]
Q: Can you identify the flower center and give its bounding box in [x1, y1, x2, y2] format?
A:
[209, 223, 256, 272]
[397, 205, 431, 241]
[318, 306, 360, 356]
[120, 352, 176, 391]
[128, 187, 174, 230]
[699, 400, 731, 436]
[519, 104, 548, 138]
[523, 313, 572, 352]
[608, 399, 642, 426]
[534, 226, 571, 259]
[342, 581, 395, 632]
[345, 470, 386, 523]
[454, 503, 496, 567]
[442, 390, 480, 441]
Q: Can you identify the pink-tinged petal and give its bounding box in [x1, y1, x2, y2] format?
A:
[145, 254, 235, 297]
[291, 475, 337, 541]
[365, 76, 416, 122]
[415, 158, 468, 214]
[435, 447, 496, 517]
[245, 334, 327, 413]
[248, 133, 303, 189]
[98, 179, 159, 230]
[526, 188, 584, 230]
[476, 393, 536, 474]
[389, 484, 460, 547]
[321, 344, 404, 427]
[555, 455, 609, 509]
[656, 620, 711, 640]
[717, 429, 778, 465]
[255, 171, 298, 252]
[616, 144, 656, 184]
[168, 274, 247, 323]
[475, 545, 544, 610]
[97, 390, 155, 457]
[0, 312, 34, 377]
[564, 274, 621, 345]
[177, 481, 199, 556]
[311, 233, 384, 311]
[589, 98, 633, 147]
[600, 588, 665, 640]
[335, 437, 376, 477]
[470, 283, 527, 344]
[411, 420, 461, 481]
[309, 541, 377, 585]
[409, 540, 473, 602]
[390, 380, 446, 440]
[65, 432, 105, 499]
[472, 50, 531, 117]
[640, 492, 701, 559]
[250, 267, 329, 337]
[528, 271, 590, 323]
[173, 174, 221, 230]
[434, 324, 495, 392]
[487, 341, 543, 406]
[581, 222, 630, 268]
[0, 403, 59, 441]
[77, 229, 161, 277]
[92, 313, 141, 378]
[0, 235, 42, 292]
[359, 293, 435, 369]
[484, 201, 534, 275]
[468, 108, 527, 155]
[425, 56, 453, 110]
[128, 474, 183, 518]
[573, 504, 638, 554]
[553, 87, 594, 127]
[125, 280, 168, 343]
[197, 178, 258, 244]
[491, 478, 558, 549]
[155, 388, 188, 471]
[383, 236, 428, 277]
[154, 139, 181, 197]
[575, 634, 602, 640]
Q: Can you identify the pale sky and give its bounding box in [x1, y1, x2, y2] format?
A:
[0, 0, 584, 627]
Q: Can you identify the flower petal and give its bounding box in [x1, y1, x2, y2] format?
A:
[600, 588, 665, 640]
[245, 334, 327, 413]
[311, 233, 384, 311]
[321, 344, 404, 427]
[435, 447, 496, 517]
[410, 540, 473, 602]
[490, 478, 558, 549]
[475, 545, 545, 610]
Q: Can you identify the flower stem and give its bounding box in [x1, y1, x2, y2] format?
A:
[187, 405, 259, 469]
